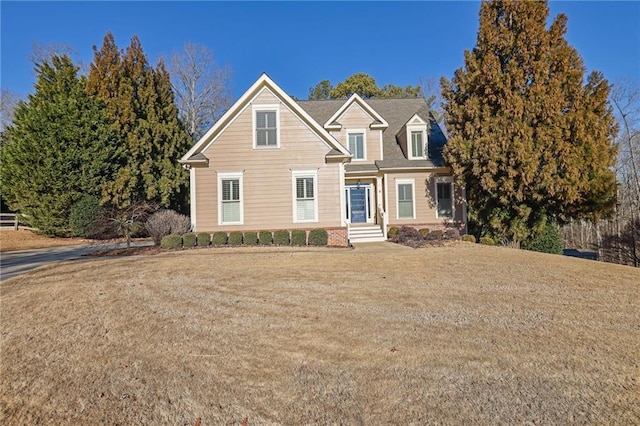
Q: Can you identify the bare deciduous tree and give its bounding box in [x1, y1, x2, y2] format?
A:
[1, 89, 22, 132]
[170, 42, 232, 142]
[418, 76, 444, 123]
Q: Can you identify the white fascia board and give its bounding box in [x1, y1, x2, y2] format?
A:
[323, 93, 389, 130]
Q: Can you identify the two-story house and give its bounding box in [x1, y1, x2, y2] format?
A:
[179, 74, 466, 246]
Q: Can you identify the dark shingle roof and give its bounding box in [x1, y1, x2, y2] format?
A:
[297, 98, 447, 170]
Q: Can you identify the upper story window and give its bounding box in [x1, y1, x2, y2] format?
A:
[253, 104, 280, 148]
[411, 131, 424, 158]
[406, 120, 427, 160]
[347, 130, 366, 161]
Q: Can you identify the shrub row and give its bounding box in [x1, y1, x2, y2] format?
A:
[160, 229, 329, 250]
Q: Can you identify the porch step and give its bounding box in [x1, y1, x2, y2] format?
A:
[348, 225, 386, 244]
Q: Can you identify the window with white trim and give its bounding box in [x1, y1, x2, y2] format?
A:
[406, 123, 427, 160]
[218, 172, 243, 225]
[435, 178, 454, 219]
[253, 105, 279, 148]
[397, 179, 415, 219]
[347, 131, 366, 160]
[411, 131, 424, 158]
[292, 170, 318, 222]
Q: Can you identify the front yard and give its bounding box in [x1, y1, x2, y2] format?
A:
[1, 243, 638, 424]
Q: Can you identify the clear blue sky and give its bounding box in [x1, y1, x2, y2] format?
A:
[1, 1, 639, 101]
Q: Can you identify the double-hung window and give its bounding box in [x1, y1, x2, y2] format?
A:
[347, 131, 365, 160]
[254, 105, 279, 148]
[435, 178, 454, 219]
[411, 131, 424, 158]
[292, 170, 318, 222]
[218, 172, 243, 225]
[397, 179, 415, 219]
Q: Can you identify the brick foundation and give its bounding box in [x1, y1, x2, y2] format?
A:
[326, 227, 348, 247]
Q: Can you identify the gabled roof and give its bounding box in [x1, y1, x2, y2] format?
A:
[180, 73, 351, 165]
[320, 93, 389, 130]
[298, 97, 448, 170]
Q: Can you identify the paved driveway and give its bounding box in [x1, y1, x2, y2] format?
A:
[0, 241, 153, 282]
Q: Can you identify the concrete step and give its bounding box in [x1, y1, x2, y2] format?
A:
[348, 226, 386, 243]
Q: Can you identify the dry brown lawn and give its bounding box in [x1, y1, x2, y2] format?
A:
[0, 229, 91, 252]
[1, 243, 639, 424]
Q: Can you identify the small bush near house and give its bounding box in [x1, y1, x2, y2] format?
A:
[228, 232, 243, 246]
[444, 228, 461, 240]
[197, 232, 211, 247]
[244, 231, 258, 245]
[212, 231, 228, 246]
[419, 228, 430, 238]
[426, 229, 444, 241]
[462, 234, 477, 243]
[258, 231, 273, 245]
[69, 195, 105, 238]
[273, 230, 290, 246]
[145, 210, 191, 246]
[308, 228, 328, 246]
[398, 226, 422, 245]
[522, 222, 563, 254]
[182, 232, 197, 248]
[291, 229, 307, 246]
[479, 236, 496, 246]
[387, 227, 399, 238]
[160, 234, 182, 249]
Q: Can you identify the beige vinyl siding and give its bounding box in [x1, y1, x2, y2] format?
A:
[194, 89, 342, 232]
[329, 103, 382, 163]
[396, 124, 408, 159]
[386, 172, 465, 225]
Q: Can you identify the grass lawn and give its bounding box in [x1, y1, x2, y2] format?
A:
[0, 229, 91, 252]
[1, 243, 638, 424]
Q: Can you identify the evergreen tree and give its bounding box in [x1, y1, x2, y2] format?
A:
[0, 55, 119, 236]
[87, 33, 190, 211]
[441, 0, 618, 244]
[308, 73, 422, 100]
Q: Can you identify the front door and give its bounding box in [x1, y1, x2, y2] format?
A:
[349, 187, 367, 223]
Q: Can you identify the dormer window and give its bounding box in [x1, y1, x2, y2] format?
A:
[253, 104, 280, 148]
[411, 131, 424, 158]
[406, 123, 427, 160]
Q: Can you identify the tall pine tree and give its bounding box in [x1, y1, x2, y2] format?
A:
[0, 55, 119, 235]
[87, 32, 190, 211]
[441, 0, 618, 244]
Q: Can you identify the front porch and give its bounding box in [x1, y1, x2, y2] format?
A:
[344, 175, 386, 243]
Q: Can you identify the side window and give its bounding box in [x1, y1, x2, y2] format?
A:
[218, 173, 243, 225]
[292, 171, 318, 222]
[436, 180, 454, 219]
[397, 181, 415, 219]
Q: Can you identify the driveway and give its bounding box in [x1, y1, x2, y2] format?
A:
[0, 241, 153, 282]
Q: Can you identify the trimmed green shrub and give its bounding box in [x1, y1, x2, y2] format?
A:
[273, 230, 290, 246]
[444, 228, 460, 240]
[212, 231, 228, 245]
[197, 232, 211, 247]
[419, 228, 430, 238]
[258, 230, 273, 245]
[479, 236, 495, 246]
[522, 222, 563, 254]
[461, 234, 477, 243]
[69, 195, 104, 237]
[291, 229, 307, 246]
[308, 228, 328, 246]
[387, 226, 399, 238]
[182, 232, 197, 247]
[244, 231, 258, 245]
[160, 234, 182, 249]
[228, 231, 243, 246]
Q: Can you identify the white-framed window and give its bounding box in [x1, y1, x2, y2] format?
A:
[435, 177, 454, 219]
[396, 179, 415, 219]
[407, 124, 427, 159]
[292, 170, 318, 223]
[253, 104, 280, 148]
[347, 130, 366, 160]
[218, 172, 243, 225]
